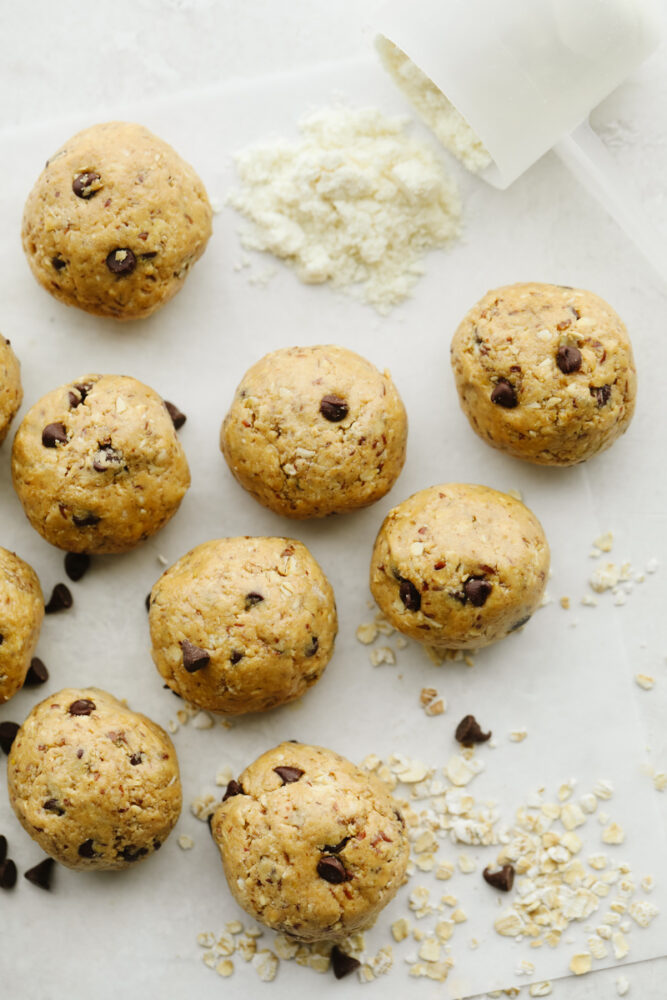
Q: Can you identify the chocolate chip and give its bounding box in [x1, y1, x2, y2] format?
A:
[556, 345, 582, 374]
[245, 592, 264, 609]
[319, 395, 349, 422]
[106, 248, 137, 275]
[490, 379, 518, 408]
[180, 640, 210, 673]
[323, 837, 350, 854]
[0, 835, 6, 864]
[590, 384, 612, 407]
[129, 753, 142, 766]
[164, 400, 186, 430]
[92, 445, 123, 472]
[77, 839, 96, 858]
[0, 634, 3, 645]
[51, 256, 66, 271]
[483, 864, 515, 892]
[24, 657, 49, 686]
[68, 382, 92, 408]
[64, 552, 90, 582]
[273, 766, 304, 784]
[68, 699, 96, 716]
[316, 855, 350, 884]
[141, 251, 157, 260]
[399, 578, 421, 612]
[305, 636, 319, 657]
[331, 946, 361, 980]
[45, 583, 73, 614]
[0, 721, 19, 755]
[455, 714, 491, 746]
[42, 422, 68, 447]
[72, 513, 100, 528]
[509, 615, 531, 632]
[222, 779, 244, 802]
[463, 577, 492, 607]
[230, 650, 244, 665]
[145, 593, 151, 613]
[43, 799, 64, 815]
[120, 846, 148, 863]
[0, 859, 17, 889]
[24, 857, 55, 890]
[72, 171, 101, 199]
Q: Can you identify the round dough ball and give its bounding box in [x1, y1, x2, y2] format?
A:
[7, 687, 181, 870]
[22, 121, 212, 321]
[220, 345, 408, 518]
[149, 537, 337, 714]
[12, 374, 190, 554]
[450, 283, 637, 465]
[370, 483, 550, 649]
[211, 742, 409, 941]
[0, 335, 22, 445]
[0, 548, 44, 704]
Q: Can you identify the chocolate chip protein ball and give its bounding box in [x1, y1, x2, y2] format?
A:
[22, 121, 213, 320]
[7, 687, 181, 870]
[0, 548, 44, 704]
[11, 374, 190, 554]
[149, 537, 336, 714]
[370, 483, 550, 649]
[211, 742, 409, 941]
[220, 345, 407, 518]
[0, 336, 22, 445]
[450, 283, 637, 465]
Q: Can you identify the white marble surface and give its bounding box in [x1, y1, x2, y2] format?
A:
[1, 3, 667, 998]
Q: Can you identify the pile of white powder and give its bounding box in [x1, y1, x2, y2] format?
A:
[227, 106, 462, 313]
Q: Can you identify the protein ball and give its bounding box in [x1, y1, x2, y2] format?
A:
[7, 688, 181, 870]
[369, 483, 550, 649]
[22, 121, 212, 320]
[450, 282, 637, 465]
[149, 537, 337, 714]
[210, 742, 409, 941]
[0, 336, 22, 446]
[0, 548, 44, 704]
[11, 374, 190, 554]
[220, 345, 408, 518]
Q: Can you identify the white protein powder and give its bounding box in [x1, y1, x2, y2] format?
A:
[376, 37, 492, 174]
[227, 105, 462, 313]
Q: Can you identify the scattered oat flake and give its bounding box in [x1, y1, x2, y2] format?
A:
[216, 959, 234, 978]
[616, 974, 630, 995]
[612, 931, 630, 959]
[581, 594, 599, 607]
[356, 622, 378, 645]
[370, 646, 396, 666]
[646, 557, 659, 573]
[560, 596, 570, 609]
[252, 949, 278, 982]
[653, 772, 666, 791]
[602, 822, 625, 845]
[515, 959, 535, 976]
[594, 531, 614, 552]
[635, 673, 655, 690]
[425, 698, 445, 716]
[391, 918, 411, 942]
[458, 853, 477, 874]
[509, 729, 528, 743]
[529, 983, 553, 997]
[178, 834, 194, 850]
[420, 687, 438, 706]
[569, 952, 592, 975]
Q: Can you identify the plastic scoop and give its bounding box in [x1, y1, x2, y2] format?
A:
[376, 0, 665, 280]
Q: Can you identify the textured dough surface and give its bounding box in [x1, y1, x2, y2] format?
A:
[150, 537, 337, 714]
[22, 121, 212, 320]
[7, 687, 181, 870]
[370, 483, 550, 649]
[0, 547, 44, 703]
[12, 373, 190, 553]
[220, 345, 407, 518]
[0, 336, 22, 445]
[450, 283, 637, 466]
[211, 742, 409, 941]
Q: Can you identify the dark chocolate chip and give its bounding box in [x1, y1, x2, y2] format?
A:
[180, 640, 210, 673]
[120, 845, 148, 863]
[106, 248, 137, 275]
[43, 799, 65, 816]
[129, 753, 142, 766]
[0, 634, 3, 645]
[323, 837, 350, 854]
[0, 859, 17, 889]
[77, 839, 96, 858]
[455, 715, 491, 746]
[483, 864, 515, 892]
[0, 834, 6, 864]
[222, 779, 244, 802]
[72, 171, 101, 199]
[490, 379, 518, 408]
[319, 395, 349, 422]
[68, 699, 96, 717]
[145, 593, 151, 613]
[316, 855, 350, 884]
[24, 657, 49, 686]
[305, 636, 319, 657]
[399, 578, 421, 612]
[92, 445, 123, 472]
[45, 583, 73, 614]
[590, 384, 612, 407]
[556, 345, 582, 374]
[51, 256, 66, 271]
[64, 552, 91, 582]
[229, 650, 244, 665]
[141, 251, 158, 260]
[331, 946, 361, 980]
[463, 577, 492, 607]
[42, 422, 68, 447]
[245, 592, 264, 610]
[24, 857, 55, 890]
[164, 400, 186, 430]
[0, 721, 20, 755]
[273, 766, 304, 784]
[68, 382, 92, 408]
[72, 513, 100, 528]
[509, 615, 531, 633]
